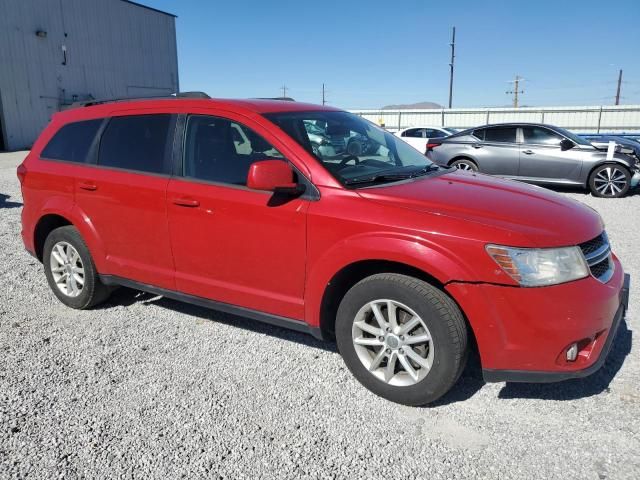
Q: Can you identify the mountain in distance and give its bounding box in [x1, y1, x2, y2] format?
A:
[382, 101, 442, 109]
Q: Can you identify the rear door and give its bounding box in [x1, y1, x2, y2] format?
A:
[518, 126, 583, 182]
[471, 126, 520, 175]
[74, 113, 176, 289]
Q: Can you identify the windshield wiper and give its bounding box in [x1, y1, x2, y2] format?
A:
[344, 165, 440, 186]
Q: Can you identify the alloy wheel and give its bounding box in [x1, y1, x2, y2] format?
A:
[593, 166, 628, 197]
[351, 299, 434, 387]
[454, 162, 474, 171]
[49, 241, 85, 297]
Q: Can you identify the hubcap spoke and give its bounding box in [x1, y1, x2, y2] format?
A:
[404, 347, 432, 370]
[370, 303, 388, 330]
[369, 348, 387, 372]
[398, 353, 419, 381]
[354, 336, 383, 347]
[398, 315, 421, 335]
[404, 332, 431, 345]
[354, 320, 382, 337]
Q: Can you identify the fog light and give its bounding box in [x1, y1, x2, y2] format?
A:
[566, 343, 578, 362]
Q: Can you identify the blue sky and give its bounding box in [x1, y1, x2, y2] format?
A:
[145, 0, 640, 109]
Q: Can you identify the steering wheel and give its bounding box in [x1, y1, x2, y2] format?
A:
[338, 155, 360, 169]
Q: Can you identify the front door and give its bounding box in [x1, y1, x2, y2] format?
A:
[518, 126, 583, 182]
[166, 114, 308, 320]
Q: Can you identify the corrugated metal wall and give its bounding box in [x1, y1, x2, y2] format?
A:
[0, 0, 179, 150]
[350, 105, 640, 133]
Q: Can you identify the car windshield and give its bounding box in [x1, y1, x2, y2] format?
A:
[553, 126, 591, 146]
[444, 128, 459, 134]
[264, 111, 436, 187]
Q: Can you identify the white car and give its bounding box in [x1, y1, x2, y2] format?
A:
[395, 127, 458, 153]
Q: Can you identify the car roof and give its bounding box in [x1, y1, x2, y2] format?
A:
[55, 97, 341, 122]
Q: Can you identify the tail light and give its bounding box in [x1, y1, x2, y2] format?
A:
[425, 142, 441, 152]
[17, 163, 27, 184]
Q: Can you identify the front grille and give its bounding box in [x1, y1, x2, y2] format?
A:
[579, 232, 614, 283]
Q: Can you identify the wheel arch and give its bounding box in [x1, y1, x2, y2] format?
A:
[316, 259, 477, 355]
[33, 214, 73, 261]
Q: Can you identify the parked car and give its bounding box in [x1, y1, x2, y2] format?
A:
[19, 99, 630, 406]
[427, 123, 640, 198]
[395, 126, 458, 153]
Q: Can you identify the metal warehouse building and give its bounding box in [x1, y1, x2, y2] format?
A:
[0, 0, 178, 151]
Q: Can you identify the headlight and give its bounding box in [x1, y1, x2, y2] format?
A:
[486, 244, 589, 287]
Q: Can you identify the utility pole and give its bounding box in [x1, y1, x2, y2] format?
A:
[506, 75, 524, 108]
[615, 69, 622, 105]
[322, 83, 326, 105]
[448, 26, 455, 109]
[281, 85, 287, 98]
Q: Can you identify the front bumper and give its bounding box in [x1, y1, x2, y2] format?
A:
[446, 258, 629, 383]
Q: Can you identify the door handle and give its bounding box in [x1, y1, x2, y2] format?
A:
[472, 144, 483, 149]
[173, 197, 200, 208]
[522, 150, 535, 155]
[78, 182, 97, 191]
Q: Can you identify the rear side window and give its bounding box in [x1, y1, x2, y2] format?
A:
[41, 119, 102, 162]
[98, 115, 172, 174]
[484, 127, 516, 143]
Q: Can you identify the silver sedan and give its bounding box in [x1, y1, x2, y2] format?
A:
[426, 123, 640, 198]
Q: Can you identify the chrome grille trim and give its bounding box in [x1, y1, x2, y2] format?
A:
[579, 232, 614, 283]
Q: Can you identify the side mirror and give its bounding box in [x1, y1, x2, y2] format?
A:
[560, 139, 575, 151]
[247, 160, 305, 196]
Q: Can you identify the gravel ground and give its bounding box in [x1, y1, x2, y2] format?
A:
[0, 150, 639, 479]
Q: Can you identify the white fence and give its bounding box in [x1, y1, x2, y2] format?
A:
[349, 105, 640, 133]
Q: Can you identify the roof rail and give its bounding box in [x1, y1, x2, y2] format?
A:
[254, 96, 296, 102]
[66, 91, 211, 109]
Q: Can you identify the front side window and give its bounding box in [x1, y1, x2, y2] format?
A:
[183, 115, 284, 185]
[98, 115, 172, 174]
[522, 127, 563, 146]
[484, 127, 517, 143]
[41, 119, 103, 162]
[264, 111, 436, 187]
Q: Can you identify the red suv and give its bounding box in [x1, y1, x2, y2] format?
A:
[18, 97, 630, 405]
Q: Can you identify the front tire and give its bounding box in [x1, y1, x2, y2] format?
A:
[43, 226, 112, 309]
[335, 273, 468, 406]
[588, 164, 630, 198]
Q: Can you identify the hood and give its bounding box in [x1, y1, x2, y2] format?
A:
[357, 170, 603, 247]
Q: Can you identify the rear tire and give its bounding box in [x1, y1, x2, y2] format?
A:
[335, 273, 468, 406]
[43, 226, 112, 309]
[450, 158, 478, 172]
[588, 164, 630, 198]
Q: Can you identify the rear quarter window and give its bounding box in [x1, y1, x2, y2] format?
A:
[40, 119, 103, 162]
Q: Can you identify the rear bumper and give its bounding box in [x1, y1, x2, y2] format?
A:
[446, 259, 629, 383]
